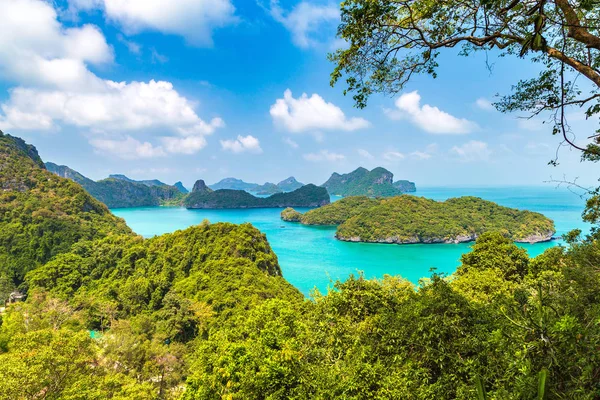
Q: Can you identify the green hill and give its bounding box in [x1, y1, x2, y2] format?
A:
[0, 132, 131, 286]
[185, 184, 330, 209]
[322, 167, 416, 196]
[283, 195, 555, 244]
[46, 163, 184, 208]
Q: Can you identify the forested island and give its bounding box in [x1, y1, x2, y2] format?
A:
[185, 182, 329, 209]
[282, 196, 555, 244]
[322, 167, 416, 197]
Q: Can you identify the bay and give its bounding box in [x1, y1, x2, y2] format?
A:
[112, 186, 590, 295]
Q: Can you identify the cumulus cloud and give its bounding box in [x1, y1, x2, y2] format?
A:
[266, 0, 338, 48]
[162, 135, 208, 154]
[385, 91, 477, 134]
[358, 149, 374, 159]
[89, 136, 166, 159]
[303, 150, 345, 162]
[383, 151, 405, 162]
[69, 0, 237, 46]
[0, 0, 112, 91]
[475, 97, 494, 111]
[450, 140, 491, 162]
[270, 89, 369, 133]
[220, 135, 263, 154]
[0, 0, 224, 158]
[0, 81, 224, 135]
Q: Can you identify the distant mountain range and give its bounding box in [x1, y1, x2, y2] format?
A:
[209, 176, 304, 195]
[322, 167, 416, 197]
[45, 162, 416, 209]
[45, 163, 185, 208]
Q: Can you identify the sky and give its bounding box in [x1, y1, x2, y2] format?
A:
[0, 0, 597, 189]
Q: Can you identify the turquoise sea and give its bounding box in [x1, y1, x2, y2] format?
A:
[112, 187, 591, 295]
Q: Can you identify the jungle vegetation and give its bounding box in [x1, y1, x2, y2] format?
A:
[285, 196, 556, 244]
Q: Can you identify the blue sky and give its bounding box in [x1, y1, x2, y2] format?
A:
[0, 0, 596, 189]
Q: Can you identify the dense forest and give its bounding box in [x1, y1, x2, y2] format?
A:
[284, 196, 556, 244]
[1, 129, 600, 398]
[184, 184, 330, 209]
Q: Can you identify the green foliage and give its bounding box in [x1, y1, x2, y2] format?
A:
[184, 184, 330, 209]
[46, 162, 185, 208]
[322, 166, 415, 197]
[0, 133, 131, 286]
[291, 196, 555, 244]
[3, 133, 600, 398]
[280, 207, 303, 222]
[296, 196, 377, 225]
[459, 232, 531, 280]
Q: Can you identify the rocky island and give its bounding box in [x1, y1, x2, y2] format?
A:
[185, 183, 329, 209]
[322, 167, 416, 197]
[282, 196, 555, 244]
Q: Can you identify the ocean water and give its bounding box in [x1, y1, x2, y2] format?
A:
[112, 186, 591, 295]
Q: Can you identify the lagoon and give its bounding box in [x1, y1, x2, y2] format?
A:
[112, 186, 589, 295]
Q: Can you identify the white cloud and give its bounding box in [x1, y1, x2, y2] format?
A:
[0, 0, 112, 91]
[117, 33, 142, 54]
[270, 89, 369, 133]
[383, 151, 405, 162]
[69, 0, 237, 46]
[358, 149, 374, 159]
[1, 81, 224, 135]
[266, 0, 338, 48]
[90, 136, 166, 159]
[162, 136, 207, 154]
[151, 48, 169, 64]
[303, 150, 345, 162]
[409, 143, 438, 160]
[0, 0, 224, 158]
[450, 140, 491, 162]
[385, 91, 477, 134]
[283, 137, 299, 148]
[220, 135, 263, 154]
[410, 151, 432, 160]
[475, 97, 494, 111]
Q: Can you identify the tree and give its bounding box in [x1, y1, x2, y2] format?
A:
[330, 0, 600, 163]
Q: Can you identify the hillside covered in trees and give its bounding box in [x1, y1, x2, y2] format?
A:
[322, 167, 416, 197]
[46, 163, 185, 208]
[283, 196, 556, 244]
[184, 184, 330, 209]
[1, 133, 600, 399]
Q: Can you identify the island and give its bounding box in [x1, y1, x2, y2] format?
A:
[185, 183, 329, 209]
[45, 163, 185, 208]
[281, 196, 555, 244]
[252, 182, 283, 196]
[322, 167, 416, 197]
[209, 176, 305, 195]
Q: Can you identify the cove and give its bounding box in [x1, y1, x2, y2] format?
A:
[113, 186, 589, 295]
